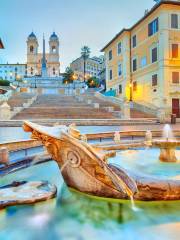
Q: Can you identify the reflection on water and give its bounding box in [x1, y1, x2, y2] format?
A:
[1, 161, 180, 240]
[0, 127, 30, 143]
[109, 148, 180, 179]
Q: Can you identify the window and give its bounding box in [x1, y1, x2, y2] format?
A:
[172, 72, 179, 84]
[30, 46, 34, 53]
[133, 82, 137, 91]
[132, 35, 137, 48]
[172, 44, 179, 58]
[152, 74, 158, 86]
[119, 85, 122, 94]
[152, 47, 157, 63]
[171, 14, 178, 29]
[109, 69, 113, 80]
[118, 63, 122, 76]
[141, 56, 147, 67]
[53, 67, 56, 75]
[52, 46, 56, 53]
[109, 50, 112, 61]
[117, 42, 122, 55]
[132, 58, 137, 72]
[148, 18, 158, 37]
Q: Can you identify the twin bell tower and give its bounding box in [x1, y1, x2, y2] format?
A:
[26, 32, 60, 78]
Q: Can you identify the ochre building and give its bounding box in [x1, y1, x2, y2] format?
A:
[101, 0, 180, 117]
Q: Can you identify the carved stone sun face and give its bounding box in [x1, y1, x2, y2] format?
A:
[67, 151, 81, 168]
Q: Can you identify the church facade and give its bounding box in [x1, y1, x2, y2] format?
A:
[27, 32, 60, 77]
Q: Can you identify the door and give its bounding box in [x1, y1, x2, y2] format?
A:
[172, 98, 180, 117]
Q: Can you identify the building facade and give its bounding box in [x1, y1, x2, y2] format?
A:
[0, 64, 26, 81]
[0, 39, 4, 49]
[27, 32, 60, 77]
[70, 56, 105, 81]
[102, 0, 180, 117]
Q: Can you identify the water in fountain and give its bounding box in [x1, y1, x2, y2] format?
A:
[163, 124, 175, 141]
[130, 195, 140, 212]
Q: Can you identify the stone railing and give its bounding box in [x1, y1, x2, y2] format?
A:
[95, 92, 128, 118]
[0, 139, 42, 152]
[95, 92, 124, 105]
[131, 101, 157, 116]
[95, 92, 157, 118]
[0, 94, 38, 120]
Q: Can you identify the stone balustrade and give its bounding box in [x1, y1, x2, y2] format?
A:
[0, 102, 11, 120]
[121, 102, 130, 119]
[104, 106, 114, 112]
[0, 147, 9, 165]
[94, 103, 99, 109]
[87, 99, 92, 105]
[0, 94, 38, 120]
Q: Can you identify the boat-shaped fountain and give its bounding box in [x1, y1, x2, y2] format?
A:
[23, 121, 180, 201]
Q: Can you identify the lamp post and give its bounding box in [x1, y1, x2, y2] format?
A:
[34, 70, 38, 88]
[81, 46, 90, 83]
[34, 76, 37, 88]
[129, 83, 133, 102]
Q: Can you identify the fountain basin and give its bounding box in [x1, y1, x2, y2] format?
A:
[22, 121, 180, 201]
[0, 181, 57, 208]
[153, 140, 180, 162]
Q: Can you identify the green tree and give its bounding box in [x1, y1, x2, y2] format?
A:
[0, 79, 10, 86]
[81, 46, 91, 83]
[63, 67, 74, 84]
[87, 77, 100, 88]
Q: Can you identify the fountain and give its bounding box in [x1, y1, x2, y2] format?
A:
[23, 121, 180, 201]
[153, 124, 180, 163]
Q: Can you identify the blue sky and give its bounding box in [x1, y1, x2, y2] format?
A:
[0, 0, 154, 71]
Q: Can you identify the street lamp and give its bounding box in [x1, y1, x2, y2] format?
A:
[72, 73, 77, 89]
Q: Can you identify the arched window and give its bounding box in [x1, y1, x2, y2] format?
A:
[30, 46, 34, 53]
[53, 67, 56, 75]
[52, 46, 56, 53]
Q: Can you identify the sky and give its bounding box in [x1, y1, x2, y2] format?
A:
[0, 0, 154, 72]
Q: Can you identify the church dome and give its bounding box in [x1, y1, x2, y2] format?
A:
[28, 32, 37, 40]
[50, 32, 59, 41]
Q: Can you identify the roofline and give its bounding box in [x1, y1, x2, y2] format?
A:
[71, 56, 104, 64]
[101, 1, 180, 52]
[0, 63, 27, 66]
[101, 28, 129, 52]
[0, 39, 4, 49]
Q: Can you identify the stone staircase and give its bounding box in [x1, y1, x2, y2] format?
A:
[11, 91, 156, 120]
[7, 93, 35, 110]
